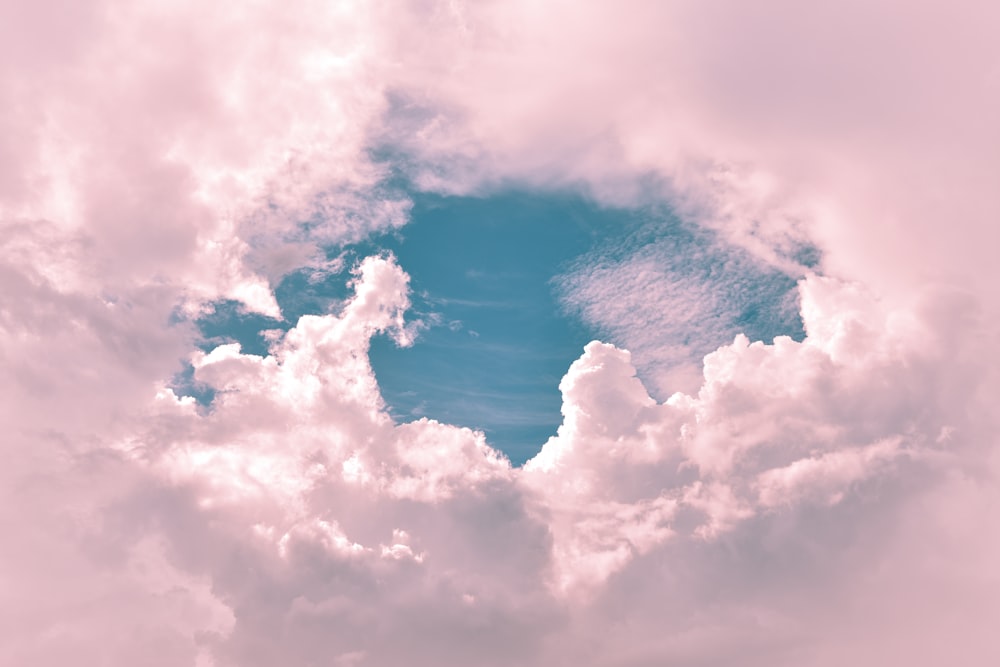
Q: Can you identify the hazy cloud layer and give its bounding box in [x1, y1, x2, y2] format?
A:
[1, 1, 998, 666]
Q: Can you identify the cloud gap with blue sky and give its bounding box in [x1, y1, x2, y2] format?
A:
[182, 188, 807, 464]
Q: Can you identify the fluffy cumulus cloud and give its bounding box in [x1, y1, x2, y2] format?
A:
[1, 1, 998, 666]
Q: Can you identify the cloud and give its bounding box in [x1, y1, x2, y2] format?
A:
[554, 214, 804, 396]
[0, 0, 997, 665]
[0, 0, 410, 321]
[7, 249, 992, 665]
[381, 0, 1000, 308]
[522, 272, 984, 594]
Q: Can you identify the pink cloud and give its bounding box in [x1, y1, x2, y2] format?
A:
[0, 1, 997, 665]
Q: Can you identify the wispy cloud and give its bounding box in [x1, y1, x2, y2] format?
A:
[555, 214, 804, 396]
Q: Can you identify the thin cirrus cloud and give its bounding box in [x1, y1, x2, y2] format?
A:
[0, 1, 998, 667]
[553, 210, 806, 397]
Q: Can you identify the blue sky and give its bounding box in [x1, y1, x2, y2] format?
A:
[191, 189, 804, 464]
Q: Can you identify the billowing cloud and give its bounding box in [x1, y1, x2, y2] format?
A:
[5, 251, 994, 664]
[1, 1, 997, 666]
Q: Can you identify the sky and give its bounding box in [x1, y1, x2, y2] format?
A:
[0, 1, 998, 666]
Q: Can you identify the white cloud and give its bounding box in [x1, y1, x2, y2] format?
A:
[381, 0, 1000, 312]
[5, 255, 974, 665]
[554, 218, 804, 396]
[3, 243, 997, 665]
[520, 271, 986, 600]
